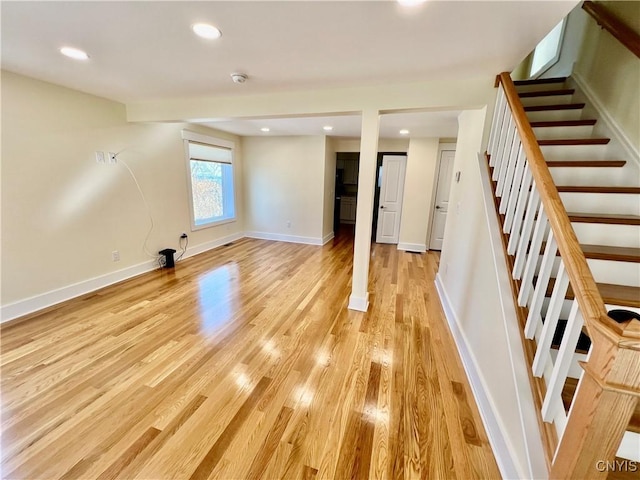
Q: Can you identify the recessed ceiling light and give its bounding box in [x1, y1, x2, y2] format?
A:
[397, 0, 427, 6]
[323, 126, 333, 131]
[192, 23, 222, 39]
[399, 129, 410, 135]
[60, 47, 89, 60]
[261, 127, 270, 132]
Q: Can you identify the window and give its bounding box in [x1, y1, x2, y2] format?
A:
[529, 18, 566, 78]
[183, 131, 236, 230]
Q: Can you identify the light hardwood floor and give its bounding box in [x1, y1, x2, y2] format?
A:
[1, 231, 500, 479]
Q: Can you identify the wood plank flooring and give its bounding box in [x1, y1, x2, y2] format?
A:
[1, 232, 500, 479]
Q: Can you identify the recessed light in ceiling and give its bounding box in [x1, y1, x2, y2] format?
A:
[323, 126, 333, 131]
[60, 46, 89, 60]
[261, 127, 270, 132]
[192, 23, 222, 39]
[399, 129, 410, 135]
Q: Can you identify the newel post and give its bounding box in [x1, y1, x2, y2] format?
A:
[550, 319, 640, 479]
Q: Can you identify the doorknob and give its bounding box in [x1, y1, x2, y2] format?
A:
[380, 205, 385, 209]
[435, 205, 441, 209]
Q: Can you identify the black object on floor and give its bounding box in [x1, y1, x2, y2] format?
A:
[159, 248, 177, 268]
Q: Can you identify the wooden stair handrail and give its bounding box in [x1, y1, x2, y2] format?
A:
[497, 73, 637, 343]
[582, 1, 640, 59]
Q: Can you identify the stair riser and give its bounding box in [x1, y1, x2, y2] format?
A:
[515, 82, 568, 93]
[572, 223, 640, 249]
[526, 109, 584, 122]
[520, 94, 575, 107]
[532, 125, 595, 140]
[550, 167, 639, 187]
[540, 144, 609, 161]
[560, 193, 640, 217]
[533, 258, 640, 289]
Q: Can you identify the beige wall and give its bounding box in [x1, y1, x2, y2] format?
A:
[438, 108, 535, 477]
[1, 71, 243, 312]
[333, 137, 409, 153]
[323, 137, 337, 239]
[397, 138, 440, 250]
[242, 136, 326, 241]
[574, 1, 639, 149]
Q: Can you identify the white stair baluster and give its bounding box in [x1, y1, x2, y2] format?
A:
[533, 262, 570, 377]
[507, 166, 532, 252]
[503, 147, 526, 229]
[494, 115, 515, 185]
[518, 207, 548, 307]
[500, 143, 524, 216]
[488, 86, 506, 158]
[493, 113, 513, 181]
[513, 185, 540, 280]
[542, 300, 584, 422]
[524, 230, 558, 339]
[497, 129, 521, 199]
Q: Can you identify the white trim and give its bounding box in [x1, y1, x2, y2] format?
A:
[397, 242, 426, 253]
[477, 153, 548, 479]
[181, 129, 235, 150]
[1, 260, 157, 323]
[322, 232, 335, 245]
[348, 293, 369, 312]
[244, 231, 324, 246]
[435, 275, 524, 480]
[0, 232, 245, 324]
[572, 71, 640, 164]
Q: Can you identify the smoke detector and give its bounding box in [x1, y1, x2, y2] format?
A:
[231, 73, 248, 84]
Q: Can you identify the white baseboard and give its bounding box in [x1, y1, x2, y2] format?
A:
[572, 72, 640, 165]
[435, 275, 522, 480]
[348, 292, 369, 312]
[244, 231, 324, 245]
[397, 242, 426, 253]
[322, 232, 335, 245]
[1, 259, 157, 323]
[0, 231, 245, 324]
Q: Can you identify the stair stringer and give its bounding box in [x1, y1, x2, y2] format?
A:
[475, 152, 549, 479]
[569, 73, 640, 169]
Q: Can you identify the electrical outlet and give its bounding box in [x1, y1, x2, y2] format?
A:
[112, 250, 120, 262]
[180, 233, 188, 239]
[95, 151, 105, 163]
[286, 221, 291, 228]
[108, 152, 117, 164]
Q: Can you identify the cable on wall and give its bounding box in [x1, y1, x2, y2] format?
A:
[117, 155, 159, 263]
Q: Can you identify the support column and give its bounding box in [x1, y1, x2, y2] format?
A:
[348, 109, 379, 311]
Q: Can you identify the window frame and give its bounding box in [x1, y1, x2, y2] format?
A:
[182, 130, 237, 231]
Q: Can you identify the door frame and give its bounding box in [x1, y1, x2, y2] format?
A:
[371, 152, 408, 242]
[427, 143, 457, 250]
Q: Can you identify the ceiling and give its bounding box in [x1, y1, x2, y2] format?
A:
[1, 0, 577, 137]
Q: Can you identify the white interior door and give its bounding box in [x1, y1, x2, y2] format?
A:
[429, 149, 456, 250]
[376, 155, 407, 244]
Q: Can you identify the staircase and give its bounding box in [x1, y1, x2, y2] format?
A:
[486, 73, 640, 479]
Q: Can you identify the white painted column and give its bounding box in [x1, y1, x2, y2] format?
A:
[348, 109, 380, 312]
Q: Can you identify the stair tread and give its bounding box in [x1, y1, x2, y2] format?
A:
[514, 77, 567, 86]
[530, 119, 598, 128]
[525, 103, 585, 112]
[568, 212, 640, 225]
[519, 88, 575, 98]
[539, 138, 610, 146]
[579, 244, 640, 263]
[557, 186, 640, 194]
[547, 160, 626, 167]
[547, 279, 640, 308]
[563, 378, 640, 435]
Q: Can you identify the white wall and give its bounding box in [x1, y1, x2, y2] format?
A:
[437, 109, 534, 478]
[397, 138, 440, 252]
[242, 136, 326, 243]
[333, 137, 409, 153]
[1, 71, 243, 319]
[323, 137, 337, 240]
